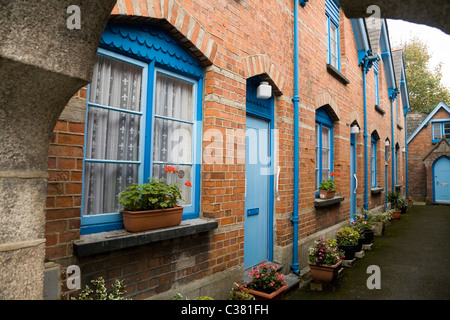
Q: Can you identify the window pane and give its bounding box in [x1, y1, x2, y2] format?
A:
[444, 123, 450, 137]
[154, 72, 194, 122]
[153, 118, 193, 164]
[322, 149, 329, 168]
[152, 164, 192, 206]
[85, 108, 140, 161]
[83, 162, 139, 215]
[89, 54, 143, 112]
[322, 169, 330, 182]
[322, 127, 330, 148]
[433, 123, 441, 139]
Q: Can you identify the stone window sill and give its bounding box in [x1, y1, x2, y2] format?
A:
[326, 64, 350, 85]
[375, 104, 385, 115]
[395, 184, 402, 190]
[371, 187, 384, 194]
[73, 218, 218, 257]
[314, 196, 345, 208]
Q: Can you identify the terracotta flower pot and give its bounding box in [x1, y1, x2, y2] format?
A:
[319, 190, 335, 199]
[308, 259, 342, 283]
[121, 206, 183, 232]
[391, 210, 402, 221]
[242, 283, 289, 300]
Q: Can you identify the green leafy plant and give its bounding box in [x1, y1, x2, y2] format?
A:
[73, 277, 128, 300]
[367, 210, 393, 223]
[118, 166, 191, 211]
[308, 238, 344, 266]
[387, 191, 406, 210]
[246, 263, 287, 294]
[336, 226, 360, 245]
[351, 213, 375, 233]
[228, 282, 255, 300]
[319, 172, 340, 191]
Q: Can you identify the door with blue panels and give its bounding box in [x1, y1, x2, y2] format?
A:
[245, 115, 270, 268]
[433, 156, 450, 203]
[350, 133, 357, 217]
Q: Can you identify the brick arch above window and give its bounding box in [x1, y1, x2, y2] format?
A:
[242, 54, 285, 96]
[314, 92, 339, 122]
[110, 0, 219, 67]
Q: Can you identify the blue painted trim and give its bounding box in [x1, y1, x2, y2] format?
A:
[371, 137, 377, 188]
[291, 0, 301, 275]
[432, 155, 450, 203]
[100, 22, 203, 79]
[407, 102, 450, 144]
[385, 143, 389, 210]
[245, 76, 275, 263]
[315, 109, 334, 198]
[81, 25, 204, 234]
[80, 49, 149, 232]
[350, 133, 357, 217]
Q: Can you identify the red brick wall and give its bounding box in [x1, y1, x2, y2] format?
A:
[408, 108, 450, 201]
[45, 0, 408, 299]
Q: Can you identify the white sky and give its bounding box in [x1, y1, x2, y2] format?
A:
[386, 19, 450, 90]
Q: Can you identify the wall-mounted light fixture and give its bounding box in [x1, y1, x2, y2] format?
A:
[385, 140, 390, 147]
[402, 147, 406, 152]
[351, 124, 360, 134]
[257, 81, 272, 99]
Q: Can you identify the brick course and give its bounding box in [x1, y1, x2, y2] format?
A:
[45, 0, 408, 299]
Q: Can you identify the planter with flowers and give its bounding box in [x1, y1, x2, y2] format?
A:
[118, 166, 192, 232]
[366, 210, 392, 236]
[242, 263, 288, 300]
[352, 213, 376, 244]
[336, 226, 361, 260]
[318, 172, 341, 199]
[307, 238, 344, 283]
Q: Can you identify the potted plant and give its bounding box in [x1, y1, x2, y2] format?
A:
[336, 227, 361, 260]
[118, 166, 192, 232]
[242, 263, 288, 300]
[307, 238, 344, 283]
[318, 172, 340, 199]
[387, 191, 403, 221]
[228, 282, 255, 300]
[352, 213, 376, 244]
[366, 210, 392, 236]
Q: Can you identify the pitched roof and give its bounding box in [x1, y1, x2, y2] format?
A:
[407, 101, 450, 144]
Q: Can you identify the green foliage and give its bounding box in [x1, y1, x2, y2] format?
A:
[228, 282, 255, 300]
[351, 212, 375, 233]
[366, 210, 393, 223]
[118, 178, 183, 211]
[308, 238, 344, 266]
[403, 37, 450, 113]
[73, 277, 128, 300]
[319, 178, 335, 191]
[197, 296, 214, 300]
[336, 226, 360, 245]
[246, 263, 287, 294]
[387, 191, 407, 210]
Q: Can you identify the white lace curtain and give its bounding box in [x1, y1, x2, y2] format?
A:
[152, 73, 194, 206]
[83, 55, 143, 215]
[83, 56, 194, 216]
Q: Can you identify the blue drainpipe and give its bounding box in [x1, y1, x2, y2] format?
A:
[389, 89, 399, 191]
[361, 53, 377, 211]
[404, 106, 410, 198]
[290, 0, 309, 276]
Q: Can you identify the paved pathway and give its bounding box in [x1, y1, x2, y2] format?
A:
[288, 204, 450, 300]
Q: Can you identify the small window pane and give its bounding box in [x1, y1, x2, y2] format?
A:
[433, 123, 441, 139]
[152, 164, 192, 206]
[444, 123, 450, 137]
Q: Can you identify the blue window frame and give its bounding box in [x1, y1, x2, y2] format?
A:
[431, 120, 450, 143]
[315, 107, 334, 196]
[81, 23, 203, 234]
[325, 0, 340, 70]
[394, 144, 399, 185]
[371, 136, 377, 188]
[374, 60, 379, 105]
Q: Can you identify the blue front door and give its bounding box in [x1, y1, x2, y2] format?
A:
[244, 115, 270, 268]
[350, 133, 357, 217]
[434, 156, 450, 203]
